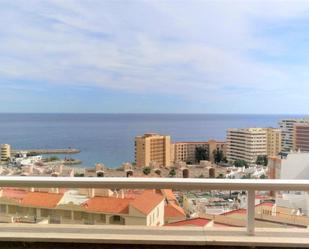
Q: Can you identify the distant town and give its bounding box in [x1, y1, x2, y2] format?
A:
[0, 117, 309, 228]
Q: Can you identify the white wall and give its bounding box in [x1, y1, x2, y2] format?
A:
[281, 152, 309, 179]
[276, 192, 309, 215]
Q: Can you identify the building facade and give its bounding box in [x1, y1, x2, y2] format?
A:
[135, 133, 171, 168]
[173, 140, 226, 164]
[279, 118, 309, 152]
[294, 123, 309, 152]
[0, 144, 11, 162]
[227, 128, 281, 164]
[268, 152, 309, 180]
[0, 188, 166, 226]
[266, 128, 282, 157]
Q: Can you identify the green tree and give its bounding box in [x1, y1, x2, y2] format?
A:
[256, 155, 268, 166]
[48, 156, 59, 162]
[195, 146, 209, 163]
[234, 159, 248, 168]
[216, 173, 224, 178]
[143, 167, 151, 175]
[213, 148, 224, 164]
[74, 173, 84, 177]
[169, 168, 176, 177]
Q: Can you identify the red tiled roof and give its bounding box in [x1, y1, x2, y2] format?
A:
[130, 190, 164, 215]
[165, 203, 186, 218]
[220, 209, 246, 216]
[83, 190, 164, 215]
[83, 196, 134, 214]
[21, 192, 63, 208]
[161, 189, 177, 202]
[1, 188, 27, 202]
[165, 218, 211, 227]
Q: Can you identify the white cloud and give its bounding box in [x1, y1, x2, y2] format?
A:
[0, 0, 309, 109]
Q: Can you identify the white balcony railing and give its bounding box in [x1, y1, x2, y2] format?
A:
[1, 176, 309, 236]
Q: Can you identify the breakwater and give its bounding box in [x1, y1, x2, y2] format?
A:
[12, 149, 80, 155]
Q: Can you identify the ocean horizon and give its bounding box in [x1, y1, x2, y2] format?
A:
[0, 113, 305, 168]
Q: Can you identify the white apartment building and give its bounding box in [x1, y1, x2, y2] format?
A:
[268, 152, 309, 215]
[227, 128, 280, 164]
[279, 118, 309, 152]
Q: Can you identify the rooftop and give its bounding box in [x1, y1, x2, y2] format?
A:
[165, 217, 211, 227]
[164, 203, 186, 218]
[130, 190, 164, 215]
[21, 192, 63, 208]
[83, 196, 134, 214]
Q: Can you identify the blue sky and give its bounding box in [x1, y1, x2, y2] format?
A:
[1, 0, 309, 114]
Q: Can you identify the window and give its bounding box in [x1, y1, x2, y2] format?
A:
[113, 215, 121, 222]
[63, 210, 71, 219]
[74, 211, 82, 220]
[0, 204, 6, 213]
[100, 214, 106, 222]
[8, 205, 17, 214]
[29, 208, 36, 216]
[82, 212, 90, 220]
[41, 209, 50, 217]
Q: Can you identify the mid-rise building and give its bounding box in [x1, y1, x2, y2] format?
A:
[266, 128, 282, 157]
[135, 133, 171, 168]
[279, 118, 309, 152]
[173, 140, 226, 164]
[0, 144, 11, 162]
[227, 128, 281, 164]
[294, 123, 309, 152]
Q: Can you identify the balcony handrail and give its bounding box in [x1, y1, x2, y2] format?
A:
[0, 176, 309, 236]
[0, 176, 308, 191]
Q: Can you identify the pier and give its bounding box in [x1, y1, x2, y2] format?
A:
[12, 148, 80, 155]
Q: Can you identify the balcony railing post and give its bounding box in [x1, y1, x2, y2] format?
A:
[247, 189, 255, 235]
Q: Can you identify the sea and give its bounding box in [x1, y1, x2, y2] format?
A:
[0, 114, 303, 168]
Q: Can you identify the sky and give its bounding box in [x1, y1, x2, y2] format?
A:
[1, 0, 309, 114]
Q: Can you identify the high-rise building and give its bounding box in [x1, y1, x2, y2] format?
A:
[0, 144, 11, 162]
[279, 118, 309, 152]
[226, 128, 281, 164]
[173, 140, 226, 164]
[135, 133, 171, 168]
[294, 123, 309, 152]
[266, 128, 282, 157]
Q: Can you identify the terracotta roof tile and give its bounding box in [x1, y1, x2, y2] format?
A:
[165, 218, 211, 227]
[130, 190, 164, 215]
[1, 188, 27, 202]
[220, 209, 246, 216]
[161, 189, 177, 202]
[164, 203, 186, 218]
[83, 196, 134, 214]
[21, 192, 63, 208]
